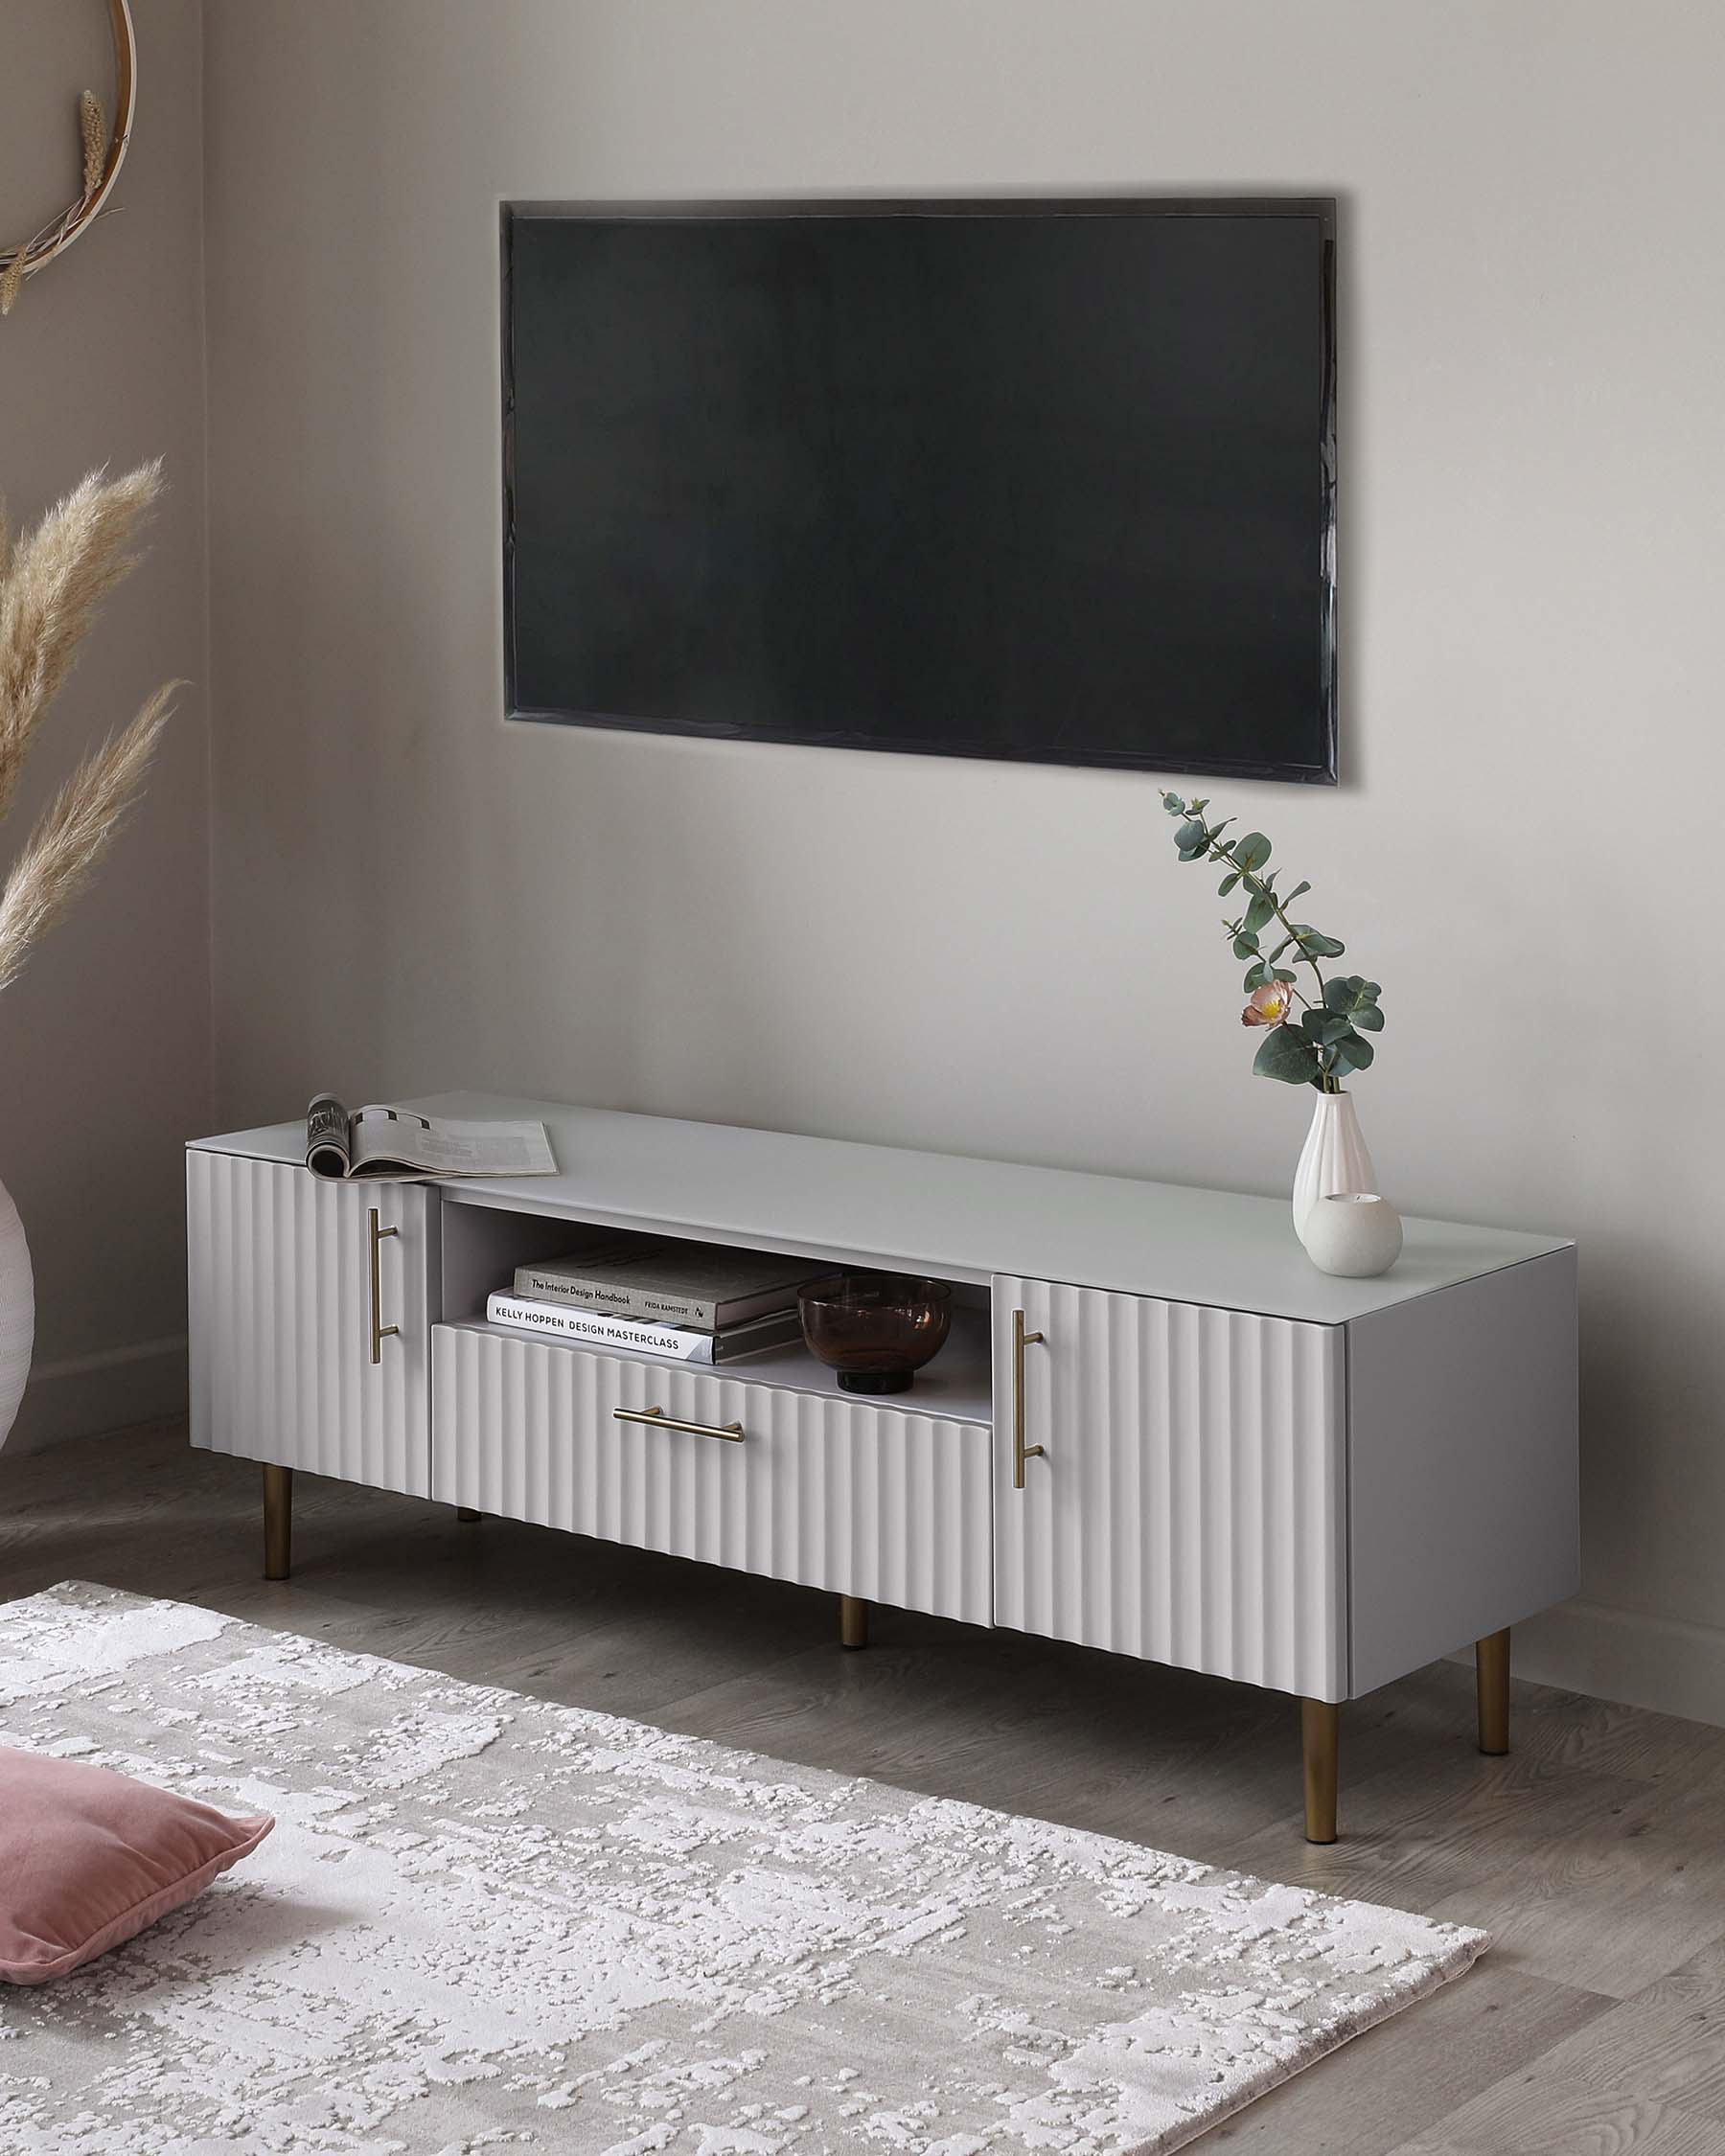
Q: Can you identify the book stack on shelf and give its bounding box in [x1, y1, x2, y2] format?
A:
[486, 1241, 826, 1365]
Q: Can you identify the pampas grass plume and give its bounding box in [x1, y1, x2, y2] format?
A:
[0, 460, 162, 825]
[0, 463, 175, 994]
[80, 92, 108, 199]
[0, 682, 178, 998]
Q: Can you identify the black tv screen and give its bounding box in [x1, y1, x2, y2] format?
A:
[503, 198, 1336, 783]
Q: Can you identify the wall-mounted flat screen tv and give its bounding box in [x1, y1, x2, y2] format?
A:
[503, 197, 1337, 783]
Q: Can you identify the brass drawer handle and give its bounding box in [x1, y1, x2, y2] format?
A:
[1011, 1307, 1046, 1489]
[613, 1405, 745, 1444]
[368, 1206, 400, 1365]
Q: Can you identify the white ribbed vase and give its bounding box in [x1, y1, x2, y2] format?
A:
[0, 1177, 34, 1453]
[1292, 1090, 1378, 1248]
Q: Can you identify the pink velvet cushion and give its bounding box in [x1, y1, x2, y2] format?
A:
[0, 1746, 273, 1984]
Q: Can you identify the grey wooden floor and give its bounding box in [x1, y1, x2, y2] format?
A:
[5, 1423, 1723, 2153]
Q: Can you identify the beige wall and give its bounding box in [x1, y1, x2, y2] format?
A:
[201, 3, 1725, 1715]
[2, 0, 209, 1447]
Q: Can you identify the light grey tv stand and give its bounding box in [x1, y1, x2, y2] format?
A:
[187, 1090, 1579, 1842]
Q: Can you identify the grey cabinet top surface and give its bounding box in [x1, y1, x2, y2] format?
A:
[190, 1089, 1572, 1326]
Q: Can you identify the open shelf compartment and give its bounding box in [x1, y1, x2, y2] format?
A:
[439, 1197, 994, 1429]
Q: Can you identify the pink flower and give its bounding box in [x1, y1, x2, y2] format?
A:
[1242, 981, 1295, 1028]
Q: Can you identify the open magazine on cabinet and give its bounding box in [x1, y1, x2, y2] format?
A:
[305, 1094, 557, 1181]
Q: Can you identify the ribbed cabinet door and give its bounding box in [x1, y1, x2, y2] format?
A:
[991, 1276, 1346, 1700]
[187, 1151, 434, 1495]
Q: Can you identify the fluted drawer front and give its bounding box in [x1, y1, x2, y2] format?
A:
[430, 1322, 994, 1623]
[187, 1151, 435, 1495]
[992, 1276, 1346, 1700]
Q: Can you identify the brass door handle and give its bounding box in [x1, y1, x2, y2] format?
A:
[613, 1405, 745, 1444]
[368, 1206, 400, 1365]
[1011, 1306, 1046, 1489]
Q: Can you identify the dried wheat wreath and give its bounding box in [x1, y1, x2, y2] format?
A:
[0, 0, 136, 317]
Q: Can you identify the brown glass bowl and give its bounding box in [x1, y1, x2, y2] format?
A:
[797, 1273, 954, 1393]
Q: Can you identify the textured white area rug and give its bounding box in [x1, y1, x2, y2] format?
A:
[0, 1583, 1484, 2153]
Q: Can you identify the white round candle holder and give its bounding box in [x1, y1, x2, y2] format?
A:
[1303, 1190, 1403, 1278]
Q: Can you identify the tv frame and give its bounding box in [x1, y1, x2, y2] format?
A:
[501, 195, 1338, 786]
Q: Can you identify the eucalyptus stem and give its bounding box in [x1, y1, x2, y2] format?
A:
[1204, 836, 1329, 1007]
[1160, 790, 1385, 1094]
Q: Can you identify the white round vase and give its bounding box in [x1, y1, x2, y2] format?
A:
[1292, 1089, 1379, 1248]
[0, 1176, 34, 1453]
[1304, 1190, 1404, 1277]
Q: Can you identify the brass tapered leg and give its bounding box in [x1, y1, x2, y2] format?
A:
[1301, 1698, 1339, 1844]
[1477, 1627, 1511, 1755]
[455, 1507, 482, 1524]
[263, 1464, 292, 1581]
[839, 1595, 868, 1650]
